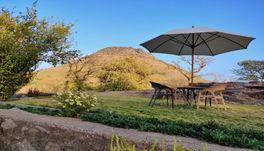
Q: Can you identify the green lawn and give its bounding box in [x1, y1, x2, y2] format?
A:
[6, 95, 264, 131]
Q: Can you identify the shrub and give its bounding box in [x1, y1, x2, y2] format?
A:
[0, 103, 15, 109]
[0, 3, 75, 100]
[56, 91, 98, 117]
[19, 106, 61, 116]
[98, 57, 152, 91]
[64, 80, 93, 92]
[27, 88, 41, 97]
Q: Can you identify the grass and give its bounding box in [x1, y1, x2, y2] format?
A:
[7, 96, 59, 108]
[6, 95, 264, 131]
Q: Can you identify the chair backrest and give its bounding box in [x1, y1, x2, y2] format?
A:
[207, 84, 226, 92]
[149, 81, 174, 91]
[150, 81, 163, 89]
[193, 82, 213, 87]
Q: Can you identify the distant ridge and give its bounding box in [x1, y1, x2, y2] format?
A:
[19, 47, 206, 93]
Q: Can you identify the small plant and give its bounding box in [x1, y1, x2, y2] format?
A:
[110, 130, 205, 151]
[110, 130, 136, 151]
[56, 91, 98, 117]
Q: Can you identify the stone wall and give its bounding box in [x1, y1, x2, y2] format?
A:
[0, 108, 252, 151]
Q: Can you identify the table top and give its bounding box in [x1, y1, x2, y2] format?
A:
[177, 86, 206, 90]
[245, 85, 264, 90]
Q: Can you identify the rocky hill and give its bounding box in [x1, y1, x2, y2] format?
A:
[19, 47, 206, 93]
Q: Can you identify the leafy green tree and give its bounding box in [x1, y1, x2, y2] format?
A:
[0, 3, 76, 100]
[99, 57, 152, 91]
[233, 60, 264, 82]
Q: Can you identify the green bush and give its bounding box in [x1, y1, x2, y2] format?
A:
[0, 3, 75, 100]
[56, 91, 98, 117]
[0, 103, 15, 109]
[19, 106, 61, 116]
[98, 57, 152, 91]
[0, 103, 61, 116]
[81, 109, 264, 150]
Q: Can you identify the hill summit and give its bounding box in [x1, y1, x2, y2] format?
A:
[19, 47, 205, 93]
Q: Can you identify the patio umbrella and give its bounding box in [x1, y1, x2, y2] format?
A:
[140, 26, 255, 85]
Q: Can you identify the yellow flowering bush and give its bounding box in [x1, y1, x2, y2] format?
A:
[56, 91, 98, 117]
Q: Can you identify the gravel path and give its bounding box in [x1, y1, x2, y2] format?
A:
[0, 108, 254, 151]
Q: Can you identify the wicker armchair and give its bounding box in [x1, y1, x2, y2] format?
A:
[196, 84, 227, 110]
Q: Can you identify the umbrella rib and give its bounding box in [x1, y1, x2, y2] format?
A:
[167, 35, 192, 47]
[178, 34, 191, 55]
[150, 35, 182, 52]
[199, 35, 215, 56]
[194, 33, 202, 45]
[195, 32, 219, 47]
[181, 34, 192, 46]
[207, 33, 247, 48]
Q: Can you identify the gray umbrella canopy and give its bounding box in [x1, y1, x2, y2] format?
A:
[140, 27, 255, 84]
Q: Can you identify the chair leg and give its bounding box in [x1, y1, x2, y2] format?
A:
[166, 91, 169, 107]
[205, 97, 208, 108]
[212, 95, 219, 110]
[196, 92, 201, 110]
[171, 92, 175, 108]
[204, 92, 209, 108]
[220, 93, 226, 110]
[151, 90, 160, 107]
[222, 99, 226, 110]
[149, 89, 157, 106]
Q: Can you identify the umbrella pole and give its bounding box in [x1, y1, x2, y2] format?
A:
[191, 48, 194, 86]
[191, 30, 195, 86]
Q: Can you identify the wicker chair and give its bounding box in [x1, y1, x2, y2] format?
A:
[149, 81, 176, 107]
[196, 84, 227, 110]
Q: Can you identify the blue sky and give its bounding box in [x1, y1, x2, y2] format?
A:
[2, 0, 264, 81]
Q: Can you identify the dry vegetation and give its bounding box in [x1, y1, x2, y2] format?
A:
[19, 47, 206, 93]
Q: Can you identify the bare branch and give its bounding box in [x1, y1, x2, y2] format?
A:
[66, 53, 97, 90]
[172, 56, 213, 82]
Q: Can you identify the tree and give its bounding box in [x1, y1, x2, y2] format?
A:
[98, 57, 152, 91]
[0, 3, 76, 100]
[233, 60, 264, 82]
[66, 52, 97, 91]
[172, 56, 213, 83]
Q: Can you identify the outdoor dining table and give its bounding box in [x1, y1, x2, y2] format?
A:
[177, 86, 207, 106]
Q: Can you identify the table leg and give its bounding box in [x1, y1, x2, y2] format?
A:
[171, 91, 175, 108]
[205, 92, 209, 107]
[190, 89, 199, 107]
[180, 89, 187, 104]
[191, 89, 196, 106]
[187, 89, 190, 105]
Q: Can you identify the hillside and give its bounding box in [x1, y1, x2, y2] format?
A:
[19, 47, 206, 93]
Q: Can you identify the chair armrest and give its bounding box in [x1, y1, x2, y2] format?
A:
[200, 89, 214, 95]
